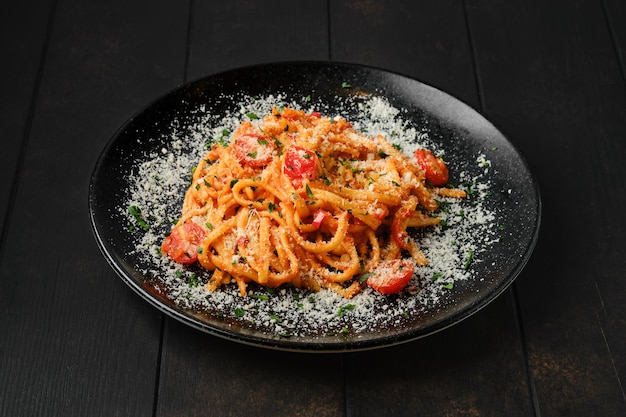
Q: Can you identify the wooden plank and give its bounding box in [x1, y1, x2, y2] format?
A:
[154, 2, 342, 417]
[604, 0, 626, 75]
[346, 295, 531, 417]
[466, 0, 626, 415]
[595, 0, 626, 401]
[329, 0, 480, 108]
[156, 321, 345, 417]
[330, 2, 534, 416]
[0, 0, 54, 242]
[186, 0, 329, 81]
[0, 0, 189, 415]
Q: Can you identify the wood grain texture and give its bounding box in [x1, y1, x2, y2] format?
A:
[0, 0, 55, 244]
[329, 0, 479, 107]
[466, 0, 626, 415]
[1, 0, 626, 416]
[345, 294, 533, 417]
[0, 0, 189, 415]
[156, 321, 344, 417]
[186, 0, 329, 81]
[600, 2, 626, 405]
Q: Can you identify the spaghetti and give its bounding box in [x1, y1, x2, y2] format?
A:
[161, 107, 465, 298]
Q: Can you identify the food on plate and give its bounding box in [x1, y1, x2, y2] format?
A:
[161, 107, 465, 298]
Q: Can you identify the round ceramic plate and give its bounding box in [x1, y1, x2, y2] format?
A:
[89, 62, 541, 352]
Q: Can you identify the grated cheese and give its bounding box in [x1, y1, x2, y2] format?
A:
[122, 93, 501, 338]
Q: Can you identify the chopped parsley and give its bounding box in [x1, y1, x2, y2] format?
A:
[188, 273, 199, 288]
[358, 272, 372, 283]
[250, 294, 270, 301]
[269, 314, 281, 323]
[337, 304, 356, 316]
[128, 205, 149, 231]
[463, 249, 474, 269]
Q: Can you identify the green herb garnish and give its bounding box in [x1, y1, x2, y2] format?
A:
[269, 314, 281, 322]
[463, 249, 474, 270]
[358, 272, 372, 283]
[128, 205, 149, 231]
[250, 294, 270, 301]
[337, 304, 356, 317]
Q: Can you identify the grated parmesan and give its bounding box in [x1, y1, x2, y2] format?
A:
[122, 93, 500, 338]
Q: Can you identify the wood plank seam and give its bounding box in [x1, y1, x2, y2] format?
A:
[0, 0, 58, 260]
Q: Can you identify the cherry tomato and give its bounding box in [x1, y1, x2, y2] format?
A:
[232, 125, 275, 167]
[161, 222, 206, 264]
[414, 148, 449, 186]
[311, 210, 330, 229]
[283, 145, 319, 188]
[366, 259, 415, 295]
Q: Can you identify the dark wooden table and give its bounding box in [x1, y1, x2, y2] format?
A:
[2, 1, 625, 416]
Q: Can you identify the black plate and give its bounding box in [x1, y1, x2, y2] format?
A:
[89, 62, 541, 352]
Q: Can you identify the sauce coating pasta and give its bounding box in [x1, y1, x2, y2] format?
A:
[161, 107, 465, 298]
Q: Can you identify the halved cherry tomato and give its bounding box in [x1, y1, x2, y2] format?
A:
[366, 259, 415, 295]
[414, 148, 449, 186]
[283, 145, 319, 188]
[311, 210, 330, 229]
[232, 124, 275, 167]
[161, 222, 206, 264]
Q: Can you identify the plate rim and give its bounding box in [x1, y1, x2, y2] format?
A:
[88, 60, 542, 352]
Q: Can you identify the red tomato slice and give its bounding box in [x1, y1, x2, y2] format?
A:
[311, 210, 330, 229]
[162, 222, 206, 264]
[366, 259, 415, 295]
[414, 148, 449, 186]
[232, 126, 275, 167]
[283, 145, 319, 188]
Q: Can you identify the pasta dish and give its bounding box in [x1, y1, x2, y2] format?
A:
[161, 107, 465, 298]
